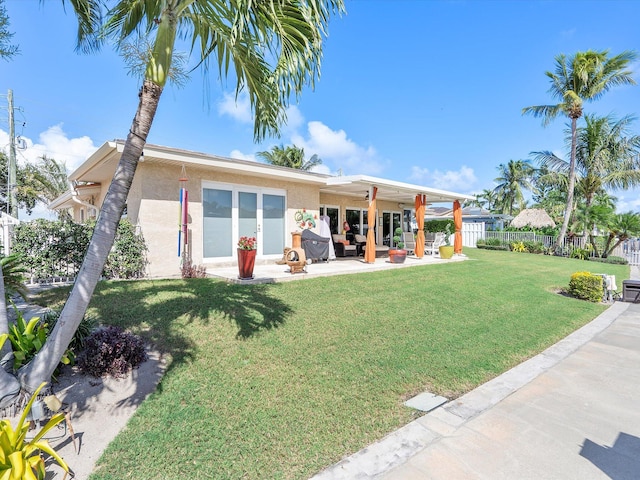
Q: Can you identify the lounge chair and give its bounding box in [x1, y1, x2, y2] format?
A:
[425, 232, 446, 255]
[353, 234, 367, 256]
[402, 232, 416, 254]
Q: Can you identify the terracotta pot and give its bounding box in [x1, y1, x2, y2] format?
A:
[438, 245, 454, 259]
[389, 248, 407, 264]
[238, 248, 256, 279]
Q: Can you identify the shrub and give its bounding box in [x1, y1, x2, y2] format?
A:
[77, 326, 148, 378]
[8, 309, 78, 373]
[511, 241, 526, 252]
[485, 237, 504, 246]
[568, 271, 603, 302]
[12, 218, 147, 281]
[181, 261, 207, 278]
[476, 244, 510, 251]
[424, 219, 454, 234]
[523, 241, 545, 254]
[570, 246, 591, 260]
[588, 256, 628, 265]
[40, 309, 97, 353]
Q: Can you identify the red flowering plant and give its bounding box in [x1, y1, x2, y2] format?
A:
[237, 236, 257, 250]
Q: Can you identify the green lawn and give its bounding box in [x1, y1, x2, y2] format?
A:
[36, 249, 630, 479]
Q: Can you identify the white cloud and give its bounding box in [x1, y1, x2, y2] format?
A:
[229, 149, 257, 162]
[616, 190, 640, 213]
[217, 92, 252, 124]
[1, 125, 97, 173]
[409, 165, 477, 192]
[292, 121, 385, 175]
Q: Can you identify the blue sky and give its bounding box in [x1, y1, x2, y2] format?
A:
[1, 0, 639, 218]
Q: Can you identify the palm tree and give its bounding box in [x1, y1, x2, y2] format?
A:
[523, 49, 637, 249]
[10, 0, 344, 402]
[21, 155, 70, 218]
[531, 114, 640, 238]
[493, 159, 535, 216]
[257, 144, 322, 170]
[602, 212, 640, 258]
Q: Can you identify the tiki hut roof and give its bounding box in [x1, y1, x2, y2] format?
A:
[510, 208, 556, 229]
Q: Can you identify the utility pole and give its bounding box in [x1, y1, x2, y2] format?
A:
[7, 89, 17, 219]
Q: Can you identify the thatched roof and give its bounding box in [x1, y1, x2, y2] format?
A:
[510, 208, 556, 229]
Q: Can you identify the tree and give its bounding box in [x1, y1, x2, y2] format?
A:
[7, 1, 344, 402]
[602, 212, 640, 258]
[466, 188, 498, 212]
[523, 49, 637, 249]
[257, 144, 322, 170]
[493, 159, 535, 216]
[0, 153, 68, 216]
[531, 114, 640, 237]
[0, 0, 18, 60]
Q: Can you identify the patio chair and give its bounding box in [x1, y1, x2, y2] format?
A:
[425, 232, 446, 255]
[332, 234, 357, 257]
[402, 232, 416, 254]
[353, 234, 367, 256]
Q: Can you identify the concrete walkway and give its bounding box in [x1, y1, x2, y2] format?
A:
[313, 269, 640, 480]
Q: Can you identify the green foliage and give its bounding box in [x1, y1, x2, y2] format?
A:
[392, 227, 404, 249]
[588, 255, 628, 265]
[1, 254, 28, 300]
[570, 245, 592, 260]
[8, 309, 75, 372]
[99, 218, 149, 279]
[0, 380, 69, 479]
[424, 219, 454, 234]
[505, 224, 558, 236]
[522, 241, 545, 254]
[568, 271, 603, 302]
[12, 218, 147, 281]
[40, 308, 97, 353]
[511, 241, 527, 252]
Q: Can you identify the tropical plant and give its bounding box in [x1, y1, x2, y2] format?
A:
[8, 0, 344, 403]
[493, 159, 535, 215]
[257, 144, 323, 171]
[523, 49, 638, 249]
[442, 223, 452, 246]
[0, 254, 28, 301]
[7, 309, 75, 373]
[21, 156, 70, 219]
[511, 241, 527, 253]
[532, 114, 640, 239]
[0, 380, 69, 479]
[601, 212, 640, 258]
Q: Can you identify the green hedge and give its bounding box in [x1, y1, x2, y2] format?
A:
[588, 256, 628, 265]
[425, 219, 454, 233]
[12, 218, 148, 281]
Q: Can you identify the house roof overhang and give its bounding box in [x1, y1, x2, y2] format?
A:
[322, 175, 475, 205]
[51, 141, 475, 210]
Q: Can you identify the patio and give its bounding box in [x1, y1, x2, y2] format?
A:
[207, 252, 468, 284]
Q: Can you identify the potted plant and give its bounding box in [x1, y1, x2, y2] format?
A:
[237, 236, 257, 280]
[438, 223, 455, 259]
[389, 227, 407, 264]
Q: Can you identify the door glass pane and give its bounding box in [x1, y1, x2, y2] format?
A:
[239, 192, 257, 240]
[326, 207, 339, 234]
[363, 210, 369, 235]
[263, 194, 285, 255]
[346, 209, 361, 235]
[383, 212, 391, 245]
[203, 188, 232, 257]
[393, 213, 402, 233]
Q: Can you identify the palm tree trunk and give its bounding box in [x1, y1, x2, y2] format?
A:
[555, 117, 579, 251]
[17, 80, 163, 395]
[0, 263, 20, 407]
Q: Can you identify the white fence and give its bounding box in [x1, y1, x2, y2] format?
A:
[464, 225, 637, 264]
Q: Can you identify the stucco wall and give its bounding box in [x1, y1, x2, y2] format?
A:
[133, 162, 320, 278]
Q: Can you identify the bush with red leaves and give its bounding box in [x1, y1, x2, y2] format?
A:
[77, 326, 148, 378]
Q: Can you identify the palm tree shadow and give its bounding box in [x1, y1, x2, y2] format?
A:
[580, 432, 640, 479]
